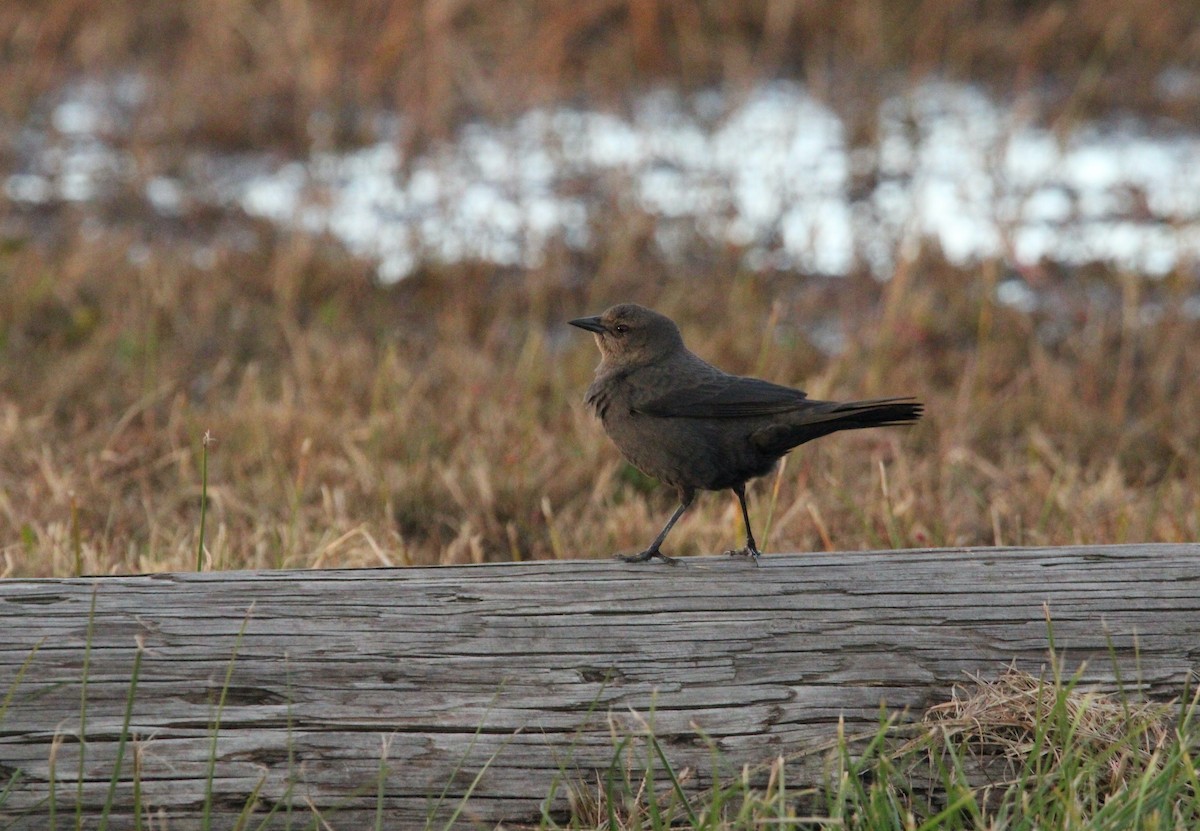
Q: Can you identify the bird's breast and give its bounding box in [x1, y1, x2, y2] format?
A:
[583, 384, 611, 419]
[584, 370, 634, 421]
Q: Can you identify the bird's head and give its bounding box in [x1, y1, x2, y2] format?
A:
[569, 303, 685, 368]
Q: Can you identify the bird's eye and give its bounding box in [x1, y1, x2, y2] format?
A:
[613, 324, 629, 334]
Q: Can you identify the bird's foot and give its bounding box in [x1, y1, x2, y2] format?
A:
[724, 546, 762, 567]
[618, 549, 683, 566]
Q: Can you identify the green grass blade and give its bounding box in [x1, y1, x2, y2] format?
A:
[76, 587, 98, 831]
[646, 730, 697, 826]
[196, 430, 213, 572]
[231, 776, 267, 831]
[375, 736, 392, 831]
[48, 734, 61, 831]
[424, 682, 509, 830]
[0, 638, 44, 726]
[437, 737, 514, 831]
[98, 641, 143, 831]
[202, 605, 254, 831]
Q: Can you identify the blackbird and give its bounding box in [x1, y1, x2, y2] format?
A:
[570, 303, 922, 565]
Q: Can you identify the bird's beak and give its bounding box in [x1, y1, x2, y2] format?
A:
[569, 315, 606, 334]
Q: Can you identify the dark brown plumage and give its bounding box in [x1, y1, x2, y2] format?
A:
[570, 303, 922, 565]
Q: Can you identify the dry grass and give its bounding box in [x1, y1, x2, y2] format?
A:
[922, 666, 1177, 787]
[1, 208, 1198, 576]
[3, 9, 1198, 830]
[2, 0, 1199, 154]
[543, 664, 1197, 828]
[2, 2, 1200, 576]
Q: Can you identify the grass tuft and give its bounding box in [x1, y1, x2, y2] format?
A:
[557, 664, 1198, 830]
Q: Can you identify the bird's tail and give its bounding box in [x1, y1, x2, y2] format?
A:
[820, 397, 924, 430]
[751, 397, 922, 455]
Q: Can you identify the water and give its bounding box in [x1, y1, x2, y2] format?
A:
[7, 78, 1200, 286]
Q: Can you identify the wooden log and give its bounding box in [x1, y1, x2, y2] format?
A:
[1, 544, 1198, 829]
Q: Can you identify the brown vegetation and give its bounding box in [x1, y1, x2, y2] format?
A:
[2, 0, 1199, 153]
[1, 2, 1199, 576]
[1, 210, 1197, 576]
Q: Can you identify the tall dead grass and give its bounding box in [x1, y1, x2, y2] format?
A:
[1, 210, 1197, 576]
[2, 0, 1198, 152]
[2, 1, 1199, 575]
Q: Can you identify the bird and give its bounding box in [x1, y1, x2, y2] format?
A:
[569, 303, 922, 565]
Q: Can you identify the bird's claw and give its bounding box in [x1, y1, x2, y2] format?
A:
[724, 547, 762, 567]
[617, 550, 684, 566]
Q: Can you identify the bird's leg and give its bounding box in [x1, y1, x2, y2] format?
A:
[725, 483, 762, 567]
[619, 490, 695, 566]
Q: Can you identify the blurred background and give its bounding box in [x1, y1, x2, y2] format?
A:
[2, 1, 1199, 575]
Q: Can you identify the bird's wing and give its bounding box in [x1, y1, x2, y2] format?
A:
[634, 374, 810, 418]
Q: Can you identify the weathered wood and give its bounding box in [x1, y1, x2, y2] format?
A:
[1, 544, 1198, 829]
